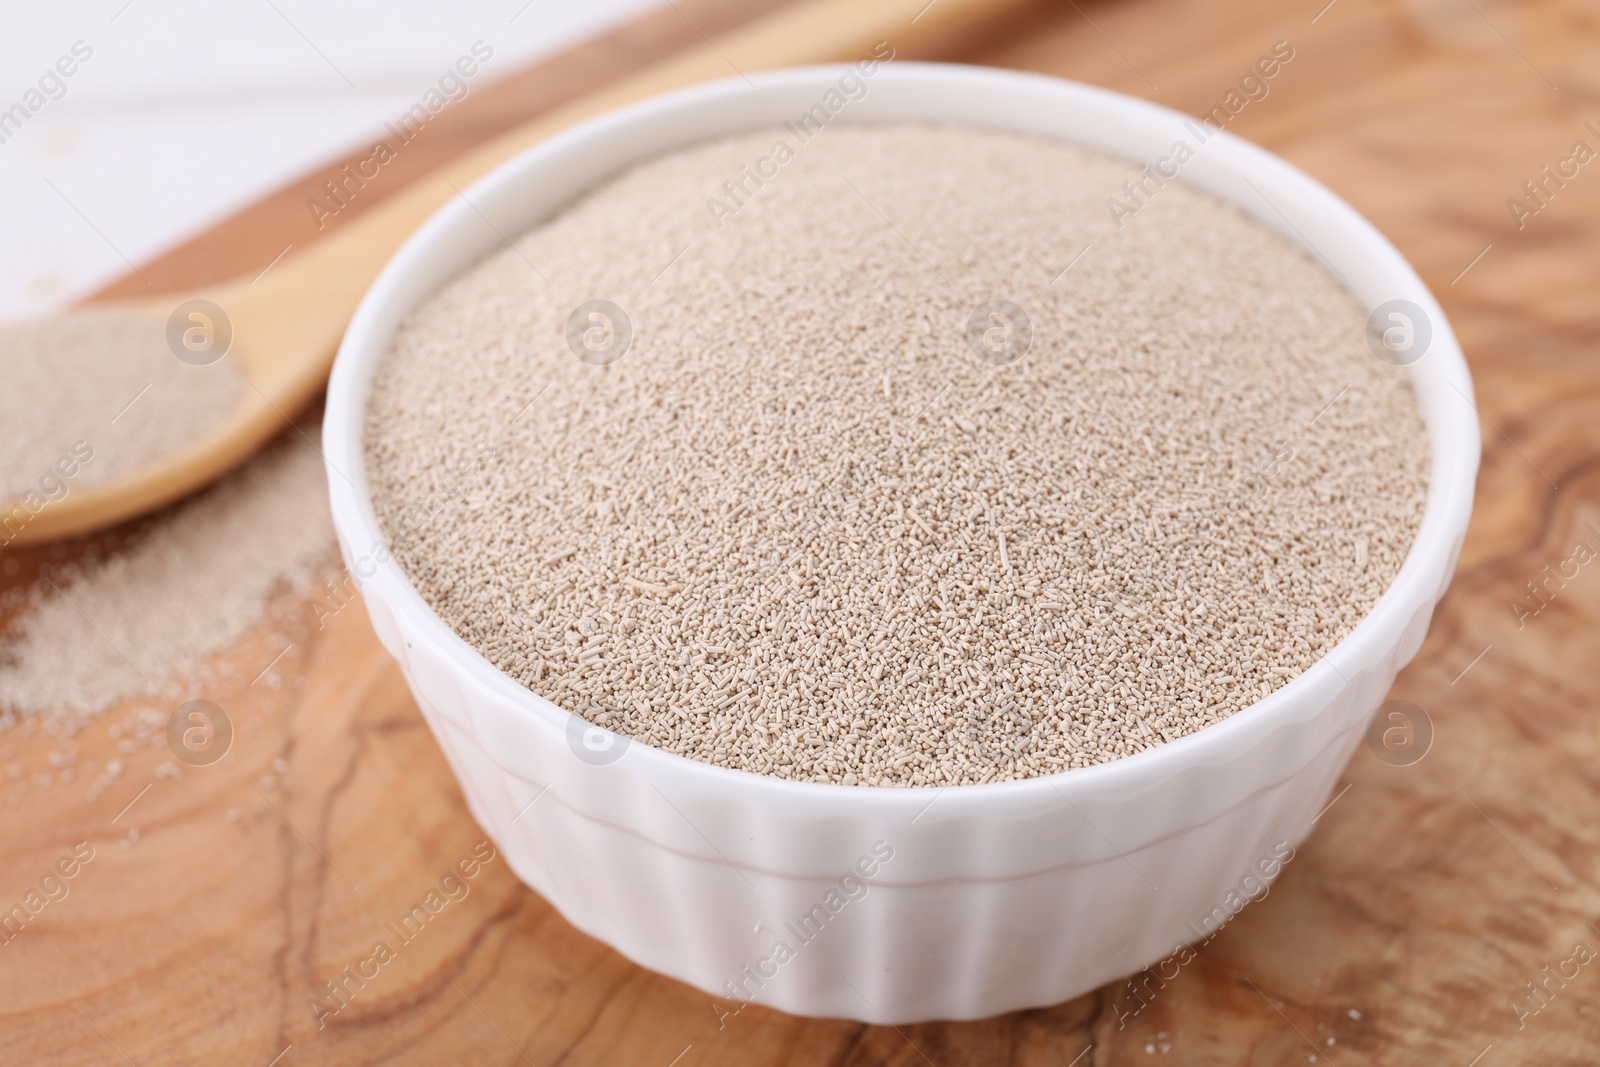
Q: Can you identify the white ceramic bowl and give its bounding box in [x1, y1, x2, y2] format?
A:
[323, 63, 1478, 1023]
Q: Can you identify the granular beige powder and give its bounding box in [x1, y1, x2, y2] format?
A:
[0, 308, 243, 503]
[0, 435, 334, 727]
[365, 123, 1429, 787]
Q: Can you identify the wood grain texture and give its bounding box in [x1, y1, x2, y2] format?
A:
[4, 0, 1600, 1062]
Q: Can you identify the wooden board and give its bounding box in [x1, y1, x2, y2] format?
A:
[4, 0, 1599, 1062]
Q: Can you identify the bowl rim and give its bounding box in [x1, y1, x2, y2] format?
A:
[323, 61, 1478, 820]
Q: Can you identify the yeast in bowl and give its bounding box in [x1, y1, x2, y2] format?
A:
[323, 64, 1476, 1022]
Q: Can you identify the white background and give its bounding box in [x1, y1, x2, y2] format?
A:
[0, 0, 662, 320]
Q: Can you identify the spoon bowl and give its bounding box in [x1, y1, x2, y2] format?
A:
[0, 282, 337, 547]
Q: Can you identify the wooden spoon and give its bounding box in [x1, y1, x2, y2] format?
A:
[0, 0, 1012, 547]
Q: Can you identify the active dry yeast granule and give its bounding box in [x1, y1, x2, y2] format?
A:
[365, 123, 1429, 787]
